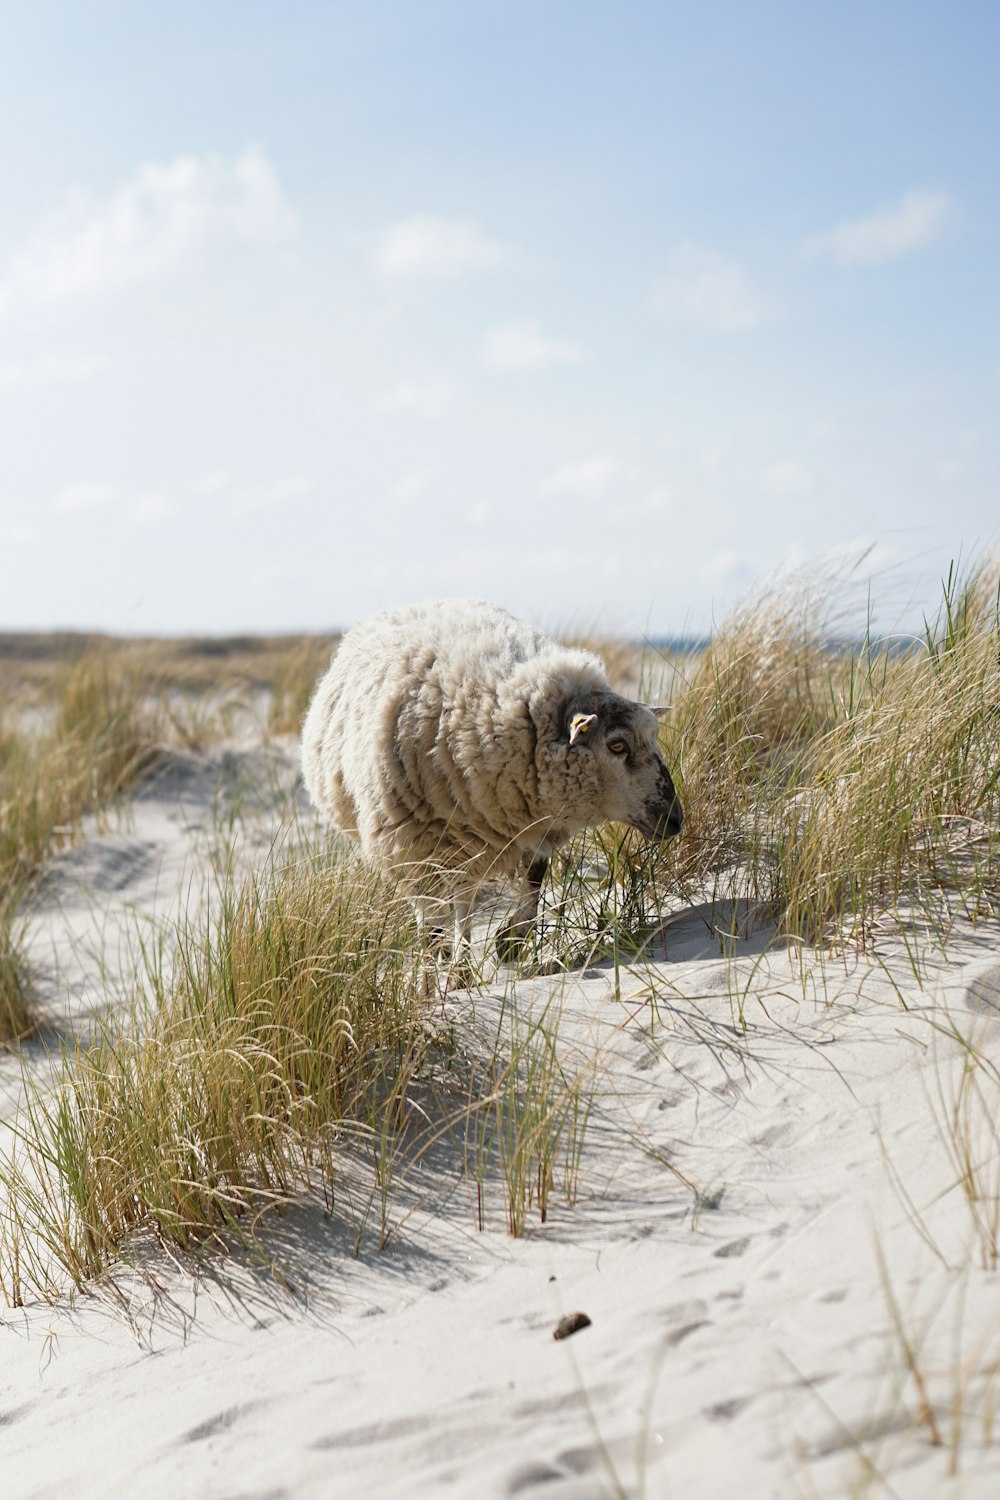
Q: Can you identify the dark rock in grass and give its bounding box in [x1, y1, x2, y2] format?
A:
[553, 1311, 591, 1341]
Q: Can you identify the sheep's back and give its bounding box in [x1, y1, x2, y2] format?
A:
[301, 599, 607, 882]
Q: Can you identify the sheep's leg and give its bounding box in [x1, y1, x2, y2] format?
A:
[451, 898, 474, 962]
[413, 896, 479, 994]
[495, 856, 549, 962]
[413, 898, 448, 954]
[440, 897, 479, 992]
[411, 897, 451, 1000]
[413, 895, 473, 955]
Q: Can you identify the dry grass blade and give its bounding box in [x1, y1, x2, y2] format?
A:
[0, 897, 33, 1045]
[0, 648, 163, 1037]
[0, 850, 440, 1295]
[775, 566, 1000, 945]
[268, 639, 336, 736]
[651, 560, 1000, 951]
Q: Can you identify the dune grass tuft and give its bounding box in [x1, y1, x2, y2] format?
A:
[459, 990, 596, 1237]
[0, 898, 33, 1045]
[0, 648, 161, 1040]
[268, 639, 336, 736]
[0, 825, 611, 1301]
[0, 847, 436, 1299]
[1, 649, 157, 884]
[650, 561, 1000, 950]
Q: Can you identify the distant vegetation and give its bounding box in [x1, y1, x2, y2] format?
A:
[0, 629, 338, 700]
[0, 649, 159, 1041]
[0, 633, 337, 1040]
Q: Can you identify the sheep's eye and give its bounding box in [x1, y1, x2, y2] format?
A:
[607, 739, 628, 757]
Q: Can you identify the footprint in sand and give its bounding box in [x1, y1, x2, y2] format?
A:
[0, 1400, 36, 1428]
[966, 962, 1000, 1016]
[182, 1402, 259, 1444]
[506, 1462, 564, 1494]
[38, 835, 157, 899]
[312, 1413, 428, 1450]
[704, 1394, 755, 1422]
[505, 1445, 600, 1497]
[713, 1236, 750, 1259]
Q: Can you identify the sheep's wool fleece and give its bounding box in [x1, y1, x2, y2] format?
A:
[301, 598, 613, 886]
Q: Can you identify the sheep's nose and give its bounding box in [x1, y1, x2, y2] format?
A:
[644, 794, 683, 841]
[660, 798, 683, 839]
[652, 763, 683, 839]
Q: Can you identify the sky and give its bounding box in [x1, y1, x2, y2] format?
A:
[0, 0, 997, 638]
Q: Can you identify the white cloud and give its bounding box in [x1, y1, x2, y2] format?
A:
[393, 471, 432, 502]
[701, 551, 756, 590]
[270, 477, 310, 504]
[758, 460, 811, 497]
[807, 189, 950, 265]
[245, 561, 305, 591]
[482, 319, 587, 372]
[0, 148, 296, 311]
[129, 493, 172, 526]
[53, 482, 174, 523]
[55, 482, 117, 512]
[538, 455, 619, 497]
[191, 470, 232, 496]
[0, 352, 105, 394]
[631, 487, 672, 517]
[653, 243, 773, 332]
[0, 524, 36, 547]
[372, 214, 515, 281]
[376, 380, 460, 419]
[230, 476, 311, 515]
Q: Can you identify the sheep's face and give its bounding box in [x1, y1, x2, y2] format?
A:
[563, 693, 683, 841]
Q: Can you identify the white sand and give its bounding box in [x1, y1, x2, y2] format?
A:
[3, 740, 1000, 1499]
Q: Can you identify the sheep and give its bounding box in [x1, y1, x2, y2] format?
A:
[300, 598, 683, 965]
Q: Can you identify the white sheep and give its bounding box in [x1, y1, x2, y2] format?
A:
[301, 598, 683, 961]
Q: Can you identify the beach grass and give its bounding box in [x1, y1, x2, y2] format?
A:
[0, 833, 605, 1301]
[0, 629, 340, 702]
[0, 898, 33, 1045]
[0, 648, 162, 1041]
[267, 637, 334, 736]
[0, 648, 157, 883]
[651, 560, 1000, 952]
[459, 988, 597, 1237]
[0, 845, 427, 1296]
[2, 560, 999, 1300]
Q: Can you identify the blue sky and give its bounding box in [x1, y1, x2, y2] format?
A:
[1, 1, 997, 635]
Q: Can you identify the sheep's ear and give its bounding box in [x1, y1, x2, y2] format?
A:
[650, 705, 673, 719]
[569, 711, 598, 746]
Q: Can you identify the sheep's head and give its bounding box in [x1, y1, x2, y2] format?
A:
[558, 691, 683, 842]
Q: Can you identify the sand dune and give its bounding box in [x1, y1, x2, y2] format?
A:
[3, 737, 999, 1499]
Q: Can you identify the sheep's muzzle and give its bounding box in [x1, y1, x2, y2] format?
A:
[640, 798, 684, 841]
[640, 762, 684, 841]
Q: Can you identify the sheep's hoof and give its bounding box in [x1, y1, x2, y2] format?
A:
[529, 958, 569, 978]
[444, 960, 480, 993]
[494, 924, 529, 963]
[494, 933, 567, 978]
[416, 958, 477, 998]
